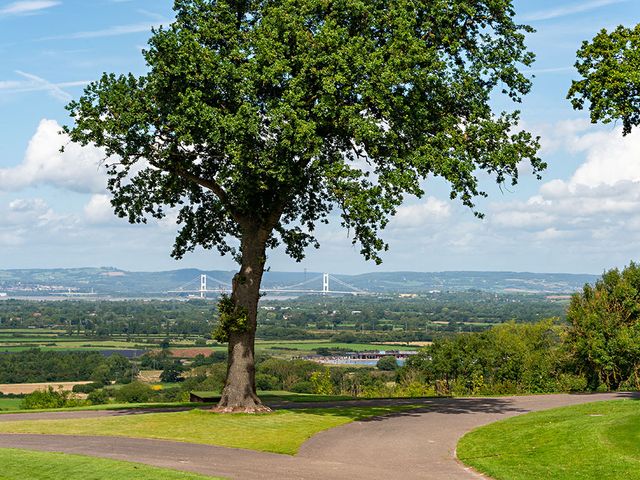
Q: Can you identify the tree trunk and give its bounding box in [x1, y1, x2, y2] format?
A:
[214, 228, 271, 413]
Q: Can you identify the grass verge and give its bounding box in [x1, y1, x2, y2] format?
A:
[0, 449, 222, 479]
[0, 405, 416, 455]
[457, 399, 640, 480]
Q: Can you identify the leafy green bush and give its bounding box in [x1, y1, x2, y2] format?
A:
[255, 373, 279, 391]
[72, 382, 103, 394]
[290, 381, 314, 394]
[87, 389, 110, 405]
[21, 387, 85, 410]
[376, 356, 399, 371]
[114, 382, 154, 403]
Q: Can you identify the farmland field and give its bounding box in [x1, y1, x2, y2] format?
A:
[0, 398, 21, 411]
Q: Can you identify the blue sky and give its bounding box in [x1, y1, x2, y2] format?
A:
[1, 0, 640, 274]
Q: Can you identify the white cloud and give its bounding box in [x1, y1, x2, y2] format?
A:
[489, 124, 640, 248]
[391, 197, 451, 229]
[0, 118, 107, 193]
[0, 1, 60, 16]
[84, 194, 114, 224]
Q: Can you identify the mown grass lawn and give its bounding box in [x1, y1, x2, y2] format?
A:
[457, 399, 640, 480]
[0, 449, 221, 479]
[0, 405, 413, 455]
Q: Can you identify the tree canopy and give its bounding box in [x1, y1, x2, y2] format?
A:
[566, 262, 640, 390]
[65, 0, 542, 411]
[66, 0, 542, 265]
[568, 24, 640, 135]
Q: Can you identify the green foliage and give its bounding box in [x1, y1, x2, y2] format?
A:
[21, 387, 85, 410]
[290, 381, 314, 394]
[87, 389, 110, 405]
[310, 369, 334, 395]
[565, 262, 640, 390]
[404, 320, 573, 395]
[568, 25, 640, 135]
[376, 356, 399, 371]
[160, 361, 186, 383]
[114, 382, 154, 403]
[213, 294, 249, 342]
[255, 373, 279, 391]
[71, 383, 102, 394]
[0, 349, 125, 384]
[65, 0, 541, 266]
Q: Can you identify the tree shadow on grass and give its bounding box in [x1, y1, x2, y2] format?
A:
[274, 396, 527, 417]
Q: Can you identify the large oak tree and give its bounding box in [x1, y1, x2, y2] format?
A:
[66, 0, 543, 412]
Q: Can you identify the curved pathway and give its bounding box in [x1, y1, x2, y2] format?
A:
[0, 392, 637, 479]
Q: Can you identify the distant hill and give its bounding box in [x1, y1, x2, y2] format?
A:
[0, 267, 599, 297]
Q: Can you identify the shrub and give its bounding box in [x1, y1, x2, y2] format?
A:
[290, 381, 314, 394]
[21, 387, 85, 410]
[114, 382, 154, 403]
[72, 382, 103, 394]
[377, 356, 399, 371]
[310, 369, 334, 395]
[255, 373, 279, 391]
[87, 389, 110, 405]
[160, 361, 185, 383]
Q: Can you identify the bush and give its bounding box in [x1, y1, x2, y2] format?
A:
[114, 382, 154, 403]
[377, 356, 399, 371]
[160, 361, 185, 383]
[290, 381, 314, 394]
[256, 373, 279, 391]
[87, 389, 110, 405]
[555, 374, 588, 393]
[21, 387, 85, 410]
[72, 382, 103, 394]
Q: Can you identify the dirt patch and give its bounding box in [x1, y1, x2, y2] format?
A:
[0, 382, 92, 395]
[137, 370, 162, 383]
[168, 348, 215, 358]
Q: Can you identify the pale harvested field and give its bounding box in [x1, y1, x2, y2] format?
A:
[377, 341, 432, 347]
[137, 370, 162, 383]
[0, 382, 92, 395]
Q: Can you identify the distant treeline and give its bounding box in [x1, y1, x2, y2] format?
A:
[0, 300, 214, 336]
[0, 292, 567, 341]
[0, 349, 134, 384]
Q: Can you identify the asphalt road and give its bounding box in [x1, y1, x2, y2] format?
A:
[0, 392, 637, 479]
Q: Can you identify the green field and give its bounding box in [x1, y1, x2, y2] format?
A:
[458, 400, 640, 480]
[0, 405, 415, 455]
[0, 449, 221, 479]
[0, 398, 21, 411]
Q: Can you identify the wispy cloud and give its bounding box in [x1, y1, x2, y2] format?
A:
[39, 19, 170, 41]
[0, 1, 60, 16]
[522, 0, 628, 21]
[0, 71, 89, 101]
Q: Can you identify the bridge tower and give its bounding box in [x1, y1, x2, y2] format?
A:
[200, 274, 207, 299]
[322, 273, 330, 295]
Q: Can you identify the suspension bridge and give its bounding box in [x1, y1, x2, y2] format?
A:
[166, 273, 370, 298]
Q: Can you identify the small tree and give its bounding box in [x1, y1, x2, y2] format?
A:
[65, 0, 542, 412]
[566, 263, 640, 391]
[568, 24, 640, 135]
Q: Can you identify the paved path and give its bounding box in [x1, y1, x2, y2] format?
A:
[0, 392, 637, 479]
